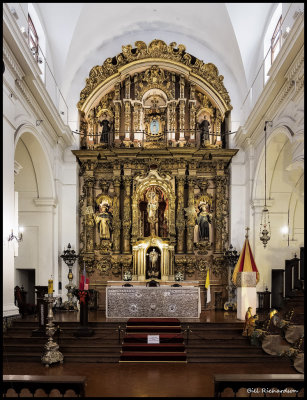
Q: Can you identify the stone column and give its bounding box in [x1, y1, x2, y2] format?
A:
[112, 177, 121, 253]
[186, 177, 196, 254]
[122, 176, 132, 254]
[84, 177, 95, 253]
[176, 176, 186, 253]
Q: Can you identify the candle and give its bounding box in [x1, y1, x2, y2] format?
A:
[48, 278, 53, 294]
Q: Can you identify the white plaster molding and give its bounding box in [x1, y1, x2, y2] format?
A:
[3, 39, 24, 79]
[14, 160, 23, 175]
[234, 15, 304, 150]
[285, 45, 304, 83]
[33, 197, 58, 208]
[3, 4, 42, 79]
[250, 199, 274, 210]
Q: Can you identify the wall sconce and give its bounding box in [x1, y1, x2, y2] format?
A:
[8, 227, 24, 242]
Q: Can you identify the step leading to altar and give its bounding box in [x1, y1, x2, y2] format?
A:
[106, 286, 201, 318]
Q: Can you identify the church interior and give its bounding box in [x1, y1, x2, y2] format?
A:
[3, 3, 304, 397]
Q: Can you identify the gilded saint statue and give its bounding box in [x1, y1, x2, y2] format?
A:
[146, 187, 159, 236]
[94, 202, 113, 240]
[194, 202, 212, 242]
[146, 247, 160, 279]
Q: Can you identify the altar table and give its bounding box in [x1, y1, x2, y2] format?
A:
[106, 286, 201, 318]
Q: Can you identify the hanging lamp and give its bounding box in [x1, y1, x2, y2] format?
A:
[260, 121, 272, 248]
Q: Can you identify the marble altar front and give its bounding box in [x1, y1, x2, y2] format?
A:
[106, 286, 201, 318]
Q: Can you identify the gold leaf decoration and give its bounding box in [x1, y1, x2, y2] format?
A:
[78, 40, 232, 111]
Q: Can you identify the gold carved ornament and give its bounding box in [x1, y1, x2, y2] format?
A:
[78, 40, 232, 111]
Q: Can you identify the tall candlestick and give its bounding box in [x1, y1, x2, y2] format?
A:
[48, 278, 53, 294]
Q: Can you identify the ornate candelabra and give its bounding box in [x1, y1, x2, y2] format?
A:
[60, 243, 79, 311]
[41, 293, 64, 366]
[223, 244, 240, 310]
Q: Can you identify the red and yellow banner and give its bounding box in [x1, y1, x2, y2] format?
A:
[232, 238, 259, 285]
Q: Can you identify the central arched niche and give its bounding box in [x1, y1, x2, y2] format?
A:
[131, 168, 175, 281]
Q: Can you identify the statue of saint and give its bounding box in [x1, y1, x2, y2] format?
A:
[94, 203, 112, 239]
[195, 202, 212, 242]
[146, 188, 159, 236]
[99, 115, 111, 143]
[147, 248, 160, 278]
[199, 117, 210, 144]
[149, 248, 159, 271]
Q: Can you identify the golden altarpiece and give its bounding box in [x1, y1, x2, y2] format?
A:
[72, 40, 238, 311]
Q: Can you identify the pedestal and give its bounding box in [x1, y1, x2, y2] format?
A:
[236, 272, 257, 320]
[32, 286, 48, 337]
[74, 294, 94, 337]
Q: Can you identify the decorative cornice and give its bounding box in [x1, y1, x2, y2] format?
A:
[3, 39, 24, 79]
[78, 39, 232, 112]
[235, 15, 304, 150]
[33, 197, 57, 208]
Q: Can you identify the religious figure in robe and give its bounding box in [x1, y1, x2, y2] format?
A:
[147, 248, 160, 278]
[146, 188, 159, 236]
[94, 203, 112, 239]
[99, 115, 111, 144]
[199, 117, 210, 145]
[194, 202, 212, 242]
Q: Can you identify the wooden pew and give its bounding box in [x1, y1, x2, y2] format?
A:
[2, 375, 86, 397]
[214, 374, 304, 397]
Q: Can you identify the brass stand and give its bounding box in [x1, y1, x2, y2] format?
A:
[61, 243, 79, 311]
[41, 294, 64, 367]
[63, 266, 78, 311]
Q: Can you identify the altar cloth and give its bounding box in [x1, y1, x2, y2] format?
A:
[106, 286, 201, 318]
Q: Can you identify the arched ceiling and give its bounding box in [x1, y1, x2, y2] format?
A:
[35, 3, 275, 127]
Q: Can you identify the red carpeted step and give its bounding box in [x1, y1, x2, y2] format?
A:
[127, 318, 180, 326]
[123, 333, 184, 343]
[120, 351, 187, 362]
[126, 326, 182, 333]
[122, 343, 185, 352]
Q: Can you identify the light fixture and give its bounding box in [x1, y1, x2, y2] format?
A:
[60, 243, 79, 311]
[36, 120, 43, 126]
[8, 227, 24, 242]
[260, 121, 272, 248]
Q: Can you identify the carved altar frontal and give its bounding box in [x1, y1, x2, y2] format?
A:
[106, 286, 201, 318]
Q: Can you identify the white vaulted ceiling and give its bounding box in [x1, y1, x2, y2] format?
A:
[35, 3, 276, 124]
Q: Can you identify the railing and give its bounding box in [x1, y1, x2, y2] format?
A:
[214, 374, 304, 398]
[7, 4, 69, 125]
[240, 3, 304, 123]
[2, 375, 86, 398]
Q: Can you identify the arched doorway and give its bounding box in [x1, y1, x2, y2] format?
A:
[14, 128, 57, 296]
